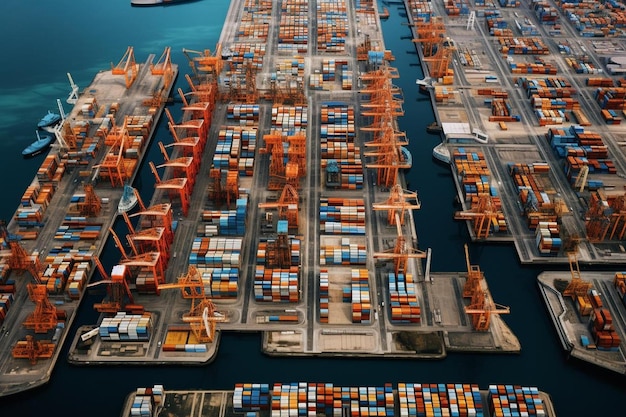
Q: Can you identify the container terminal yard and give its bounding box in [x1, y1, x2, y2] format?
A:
[119, 382, 558, 417]
[405, 0, 626, 375]
[0, 0, 528, 399]
[0, 0, 624, 403]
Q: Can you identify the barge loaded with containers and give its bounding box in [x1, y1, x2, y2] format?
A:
[120, 382, 558, 417]
[0, 47, 178, 397]
[64, 0, 521, 370]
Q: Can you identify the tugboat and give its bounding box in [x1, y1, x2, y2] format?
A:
[37, 110, 62, 129]
[22, 130, 54, 158]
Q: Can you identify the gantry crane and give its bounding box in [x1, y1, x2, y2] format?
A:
[372, 184, 421, 226]
[462, 244, 510, 331]
[149, 161, 190, 217]
[22, 284, 62, 333]
[465, 290, 510, 332]
[422, 37, 456, 80]
[585, 190, 611, 242]
[157, 266, 226, 343]
[260, 131, 300, 190]
[412, 16, 447, 57]
[454, 195, 501, 239]
[109, 226, 167, 290]
[209, 168, 239, 208]
[563, 251, 592, 298]
[88, 263, 143, 314]
[373, 212, 427, 276]
[258, 184, 300, 230]
[463, 243, 483, 298]
[11, 335, 55, 365]
[111, 46, 138, 89]
[78, 183, 102, 217]
[183, 44, 224, 80]
[0, 220, 41, 282]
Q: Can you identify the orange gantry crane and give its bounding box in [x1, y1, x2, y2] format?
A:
[182, 44, 224, 80]
[110, 227, 167, 291]
[454, 195, 502, 239]
[178, 87, 214, 123]
[22, 284, 63, 333]
[373, 214, 427, 276]
[149, 161, 190, 217]
[12, 335, 55, 365]
[150, 46, 174, 91]
[462, 244, 510, 331]
[111, 46, 138, 89]
[0, 220, 41, 282]
[372, 184, 421, 226]
[422, 37, 456, 81]
[209, 167, 239, 208]
[563, 251, 592, 298]
[89, 263, 143, 314]
[412, 16, 446, 57]
[157, 266, 226, 343]
[258, 184, 300, 230]
[260, 131, 301, 190]
[158, 141, 197, 189]
[78, 183, 102, 217]
[373, 185, 426, 276]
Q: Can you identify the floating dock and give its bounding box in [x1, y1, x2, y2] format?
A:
[120, 382, 558, 417]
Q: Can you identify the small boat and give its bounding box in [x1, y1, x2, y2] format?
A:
[426, 121, 442, 135]
[432, 142, 451, 165]
[400, 146, 412, 170]
[22, 130, 54, 158]
[37, 110, 62, 129]
[118, 184, 139, 214]
[379, 7, 390, 19]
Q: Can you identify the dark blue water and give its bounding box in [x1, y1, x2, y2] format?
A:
[0, 1, 624, 415]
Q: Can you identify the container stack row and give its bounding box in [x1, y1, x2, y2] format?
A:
[196, 266, 239, 299]
[487, 385, 547, 417]
[320, 103, 363, 190]
[345, 269, 371, 323]
[588, 289, 621, 350]
[99, 312, 152, 341]
[54, 218, 102, 241]
[254, 266, 300, 303]
[320, 198, 366, 234]
[277, 0, 309, 54]
[0, 292, 13, 327]
[202, 195, 248, 236]
[130, 385, 163, 417]
[387, 272, 421, 323]
[320, 269, 329, 323]
[614, 272, 626, 309]
[536, 221, 562, 255]
[316, 1, 348, 53]
[508, 162, 558, 230]
[397, 382, 484, 417]
[233, 383, 271, 412]
[320, 238, 367, 265]
[188, 237, 242, 267]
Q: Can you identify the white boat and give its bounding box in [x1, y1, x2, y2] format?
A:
[432, 142, 451, 165]
[118, 184, 138, 214]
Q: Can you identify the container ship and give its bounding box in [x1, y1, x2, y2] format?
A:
[0, 46, 177, 397]
[131, 0, 195, 6]
[121, 382, 558, 417]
